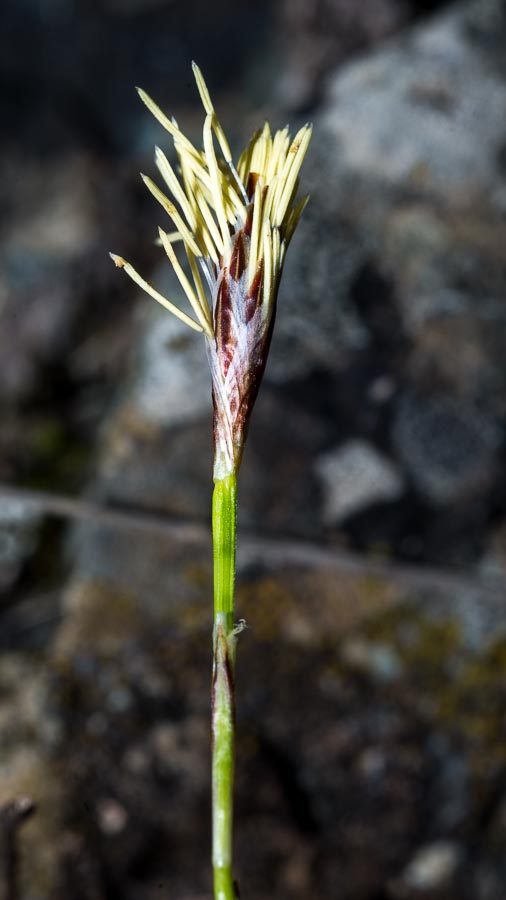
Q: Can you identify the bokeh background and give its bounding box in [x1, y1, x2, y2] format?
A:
[1, 0, 506, 897]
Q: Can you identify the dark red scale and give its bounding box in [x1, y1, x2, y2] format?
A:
[245, 266, 263, 324]
[246, 172, 259, 201]
[244, 205, 254, 237]
[229, 230, 247, 282]
[215, 276, 234, 377]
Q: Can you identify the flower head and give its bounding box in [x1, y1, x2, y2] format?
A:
[111, 63, 311, 479]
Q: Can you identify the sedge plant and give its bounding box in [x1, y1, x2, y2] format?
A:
[111, 64, 311, 899]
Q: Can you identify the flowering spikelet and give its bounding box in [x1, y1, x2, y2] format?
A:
[111, 63, 311, 479]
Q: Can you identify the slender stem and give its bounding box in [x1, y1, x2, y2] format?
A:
[212, 473, 237, 628]
[211, 473, 238, 900]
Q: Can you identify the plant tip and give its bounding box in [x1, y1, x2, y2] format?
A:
[109, 253, 125, 268]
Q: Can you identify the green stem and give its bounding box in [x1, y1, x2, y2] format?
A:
[211, 473, 238, 900]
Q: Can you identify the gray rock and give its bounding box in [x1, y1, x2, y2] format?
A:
[130, 285, 210, 429]
[96, 263, 213, 517]
[316, 439, 404, 523]
[392, 394, 501, 505]
[0, 498, 41, 591]
[269, 209, 368, 382]
[275, 0, 506, 416]
[275, 0, 409, 110]
[0, 155, 97, 404]
[480, 525, 506, 579]
[401, 840, 463, 890]
[340, 637, 402, 682]
[322, 4, 506, 194]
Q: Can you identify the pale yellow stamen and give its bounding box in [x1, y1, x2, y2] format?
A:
[283, 194, 310, 247]
[173, 134, 213, 190]
[141, 174, 202, 257]
[174, 141, 240, 232]
[115, 68, 311, 339]
[263, 174, 280, 224]
[262, 224, 272, 312]
[203, 114, 231, 251]
[236, 128, 261, 186]
[192, 61, 233, 164]
[273, 125, 313, 227]
[250, 131, 269, 181]
[176, 151, 217, 261]
[155, 146, 197, 232]
[158, 228, 213, 337]
[186, 247, 213, 330]
[137, 88, 198, 160]
[246, 179, 263, 285]
[109, 253, 203, 333]
[268, 128, 290, 181]
[194, 185, 225, 260]
[272, 226, 281, 276]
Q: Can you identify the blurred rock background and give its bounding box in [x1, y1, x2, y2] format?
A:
[1, 0, 505, 898]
